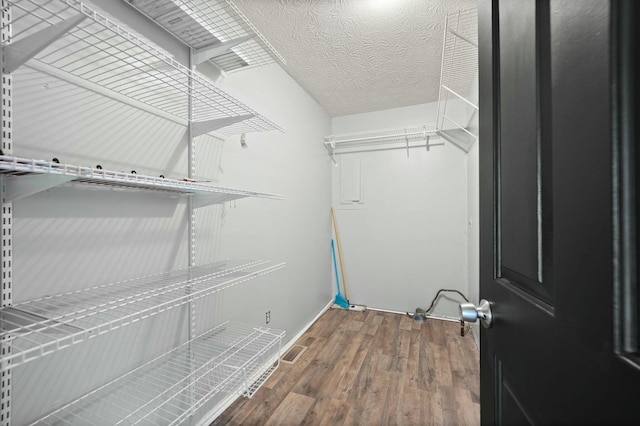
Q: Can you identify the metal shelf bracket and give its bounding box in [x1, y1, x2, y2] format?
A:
[192, 193, 241, 209]
[4, 174, 75, 202]
[194, 35, 254, 66]
[2, 13, 86, 73]
[192, 115, 255, 138]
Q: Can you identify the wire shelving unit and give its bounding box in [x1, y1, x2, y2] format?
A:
[436, 8, 478, 152]
[3, 0, 283, 135]
[0, 1, 287, 423]
[127, 0, 285, 72]
[324, 125, 443, 159]
[33, 321, 284, 425]
[0, 155, 284, 206]
[0, 260, 285, 370]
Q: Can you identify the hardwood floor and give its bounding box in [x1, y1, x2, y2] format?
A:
[212, 308, 480, 425]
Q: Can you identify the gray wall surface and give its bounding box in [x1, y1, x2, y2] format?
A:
[331, 103, 471, 319]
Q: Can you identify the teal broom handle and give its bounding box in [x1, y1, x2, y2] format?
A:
[331, 239, 342, 294]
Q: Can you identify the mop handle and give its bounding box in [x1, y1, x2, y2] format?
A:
[331, 239, 341, 294]
[332, 207, 349, 299]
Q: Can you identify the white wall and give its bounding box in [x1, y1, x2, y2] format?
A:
[198, 63, 333, 339]
[8, 2, 332, 424]
[331, 103, 471, 319]
[189, 63, 333, 424]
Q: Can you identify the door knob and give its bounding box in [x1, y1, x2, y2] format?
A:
[459, 299, 493, 328]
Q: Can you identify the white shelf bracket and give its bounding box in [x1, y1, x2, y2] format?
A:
[447, 28, 479, 47]
[192, 193, 242, 209]
[191, 115, 254, 137]
[441, 85, 479, 110]
[2, 13, 87, 73]
[194, 35, 254, 66]
[4, 174, 75, 202]
[324, 138, 337, 165]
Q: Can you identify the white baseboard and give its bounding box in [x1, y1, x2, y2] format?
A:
[281, 299, 333, 354]
[367, 306, 461, 323]
[471, 323, 480, 349]
[195, 386, 239, 426]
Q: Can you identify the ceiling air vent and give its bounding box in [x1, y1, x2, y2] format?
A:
[128, 0, 284, 73]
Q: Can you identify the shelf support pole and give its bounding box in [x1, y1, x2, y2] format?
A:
[0, 179, 11, 426]
[0, 2, 13, 424]
[187, 48, 198, 412]
[424, 126, 430, 152]
[187, 51, 197, 337]
[2, 13, 86, 73]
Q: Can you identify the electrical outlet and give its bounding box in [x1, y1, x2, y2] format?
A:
[266, 311, 271, 324]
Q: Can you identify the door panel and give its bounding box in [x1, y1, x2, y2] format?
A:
[497, 0, 554, 304]
[479, 0, 640, 424]
[499, 362, 534, 426]
[498, 0, 541, 292]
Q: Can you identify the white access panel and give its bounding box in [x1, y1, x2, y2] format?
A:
[339, 157, 363, 205]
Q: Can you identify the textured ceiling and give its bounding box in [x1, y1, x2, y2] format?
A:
[231, 0, 477, 117]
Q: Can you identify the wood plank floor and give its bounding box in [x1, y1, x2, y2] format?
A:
[212, 309, 480, 425]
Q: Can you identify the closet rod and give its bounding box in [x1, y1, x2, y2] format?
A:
[326, 129, 438, 145]
[328, 142, 445, 155]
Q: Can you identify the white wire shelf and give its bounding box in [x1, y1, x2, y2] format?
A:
[324, 125, 443, 157]
[0, 155, 284, 206]
[3, 0, 283, 135]
[0, 260, 285, 370]
[439, 8, 478, 106]
[244, 357, 279, 398]
[33, 321, 284, 425]
[436, 8, 478, 152]
[127, 0, 285, 73]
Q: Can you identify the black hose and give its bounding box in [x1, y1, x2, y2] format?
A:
[424, 289, 469, 315]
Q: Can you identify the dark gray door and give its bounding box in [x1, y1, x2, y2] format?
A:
[478, 0, 640, 423]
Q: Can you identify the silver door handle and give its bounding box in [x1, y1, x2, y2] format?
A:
[459, 299, 493, 328]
